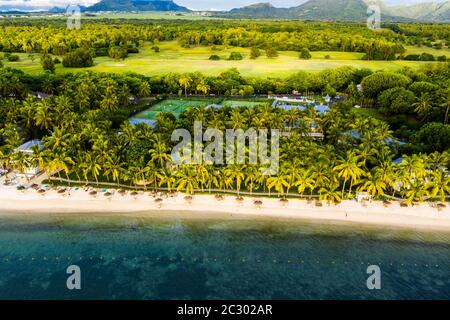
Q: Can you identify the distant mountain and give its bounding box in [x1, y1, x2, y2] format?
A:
[387, 1, 450, 22]
[228, 3, 287, 18]
[88, 0, 189, 12]
[224, 0, 405, 21]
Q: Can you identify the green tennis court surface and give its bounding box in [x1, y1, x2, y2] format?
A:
[133, 99, 208, 119]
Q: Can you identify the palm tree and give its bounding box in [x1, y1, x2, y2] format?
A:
[267, 175, 289, 197]
[319, 184, 342, 206]
[35, 100, 53, 130]
[104, 156, 124, 186]
[244, 165, 260, 195]
[176, 165, 199, 195]
[150, 135, 171, 167]
[224, 164, 246, 196]
[403, 180, 430, 205]
[295, 168, 315, 197]
[439, 91, 450, 124]
[357, 172, 386, 198]
[179, 75, 192, 97]
[196, 80, 209, 96]
[333, 151, 365, 198]
[413, 93, 433, 121]
[427, 169, 450, 202]
[139, 81, 151, 98]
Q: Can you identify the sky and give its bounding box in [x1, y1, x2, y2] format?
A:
[0, 0, 447, 11]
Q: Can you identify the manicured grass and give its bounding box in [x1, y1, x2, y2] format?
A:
[405, 45, 450, 57]
[2, 42, 447, 78]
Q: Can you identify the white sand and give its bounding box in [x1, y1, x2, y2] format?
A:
[1, 184, 450, 231]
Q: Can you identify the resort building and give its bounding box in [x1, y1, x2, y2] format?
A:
[14, 140, 43, 177]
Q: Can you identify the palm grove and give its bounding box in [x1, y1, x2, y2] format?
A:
[1, 55, 450, 204]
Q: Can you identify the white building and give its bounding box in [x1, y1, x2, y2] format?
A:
[15, 140, 43, 177]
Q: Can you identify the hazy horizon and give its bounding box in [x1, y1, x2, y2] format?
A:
[0, 0, 448, 11]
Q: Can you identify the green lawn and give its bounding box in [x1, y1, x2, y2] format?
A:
[3, 42, 448, 78]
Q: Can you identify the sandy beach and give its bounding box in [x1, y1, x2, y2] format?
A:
[1, 183, 450, 231]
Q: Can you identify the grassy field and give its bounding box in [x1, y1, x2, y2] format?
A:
[3, 42, 449, 77]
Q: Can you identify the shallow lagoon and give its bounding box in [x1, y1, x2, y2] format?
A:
[0, 212, 448, 299]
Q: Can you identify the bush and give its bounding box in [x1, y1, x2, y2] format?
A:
[209, 55, 220, 61]
[228, 52, 243, 60]
[250, 47, 261, 59]
[437, 55, 447, 62]
[266, 48, 278, 58]
[152, 46, 160, 53]
[95, 48, 109, 57]
[299, 48, 312, 60]
[403, 53, 436, 61]
[40, 54, 55, 73]
[7, 54, 20, 62]
[361, 72, 411, 98]
[378, 87, 415, 114]
[108, 46, 128, 60]
[127, 47, 139, 54]
[53, 57, 61, 64]
[414, 123, 450, 153]
[62, 48, 94, 68]
[324, 55, 331, 59]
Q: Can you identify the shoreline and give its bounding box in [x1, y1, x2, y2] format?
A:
[1, 186, 450, 232]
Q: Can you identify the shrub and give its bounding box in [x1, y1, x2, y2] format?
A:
[250, 47, 261, 59]
[299, 48, 312, 60]
[209, 55, 220, 61]
[62, 48, 94, 68]
[266, 48, 278, 58]
[228, 52, 243, 60]
[108, 46, 128, 60]
[40, 54, 55, 72]
[7, 54, 20, 62]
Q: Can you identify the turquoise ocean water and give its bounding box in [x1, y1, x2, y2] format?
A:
[0, 211, 448, 300]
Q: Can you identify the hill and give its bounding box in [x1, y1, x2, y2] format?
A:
[387, 1, 450, 22]
[88, 0, 189, 12]
[223, 0, 406, 21]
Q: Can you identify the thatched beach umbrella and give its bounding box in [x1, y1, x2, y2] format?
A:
[89, 190, 98, 197]
[254, 200, 263, 208]
[315, 201, 323, 207]
[400, 202, 408, 208]
[58, 188, 67, 194]
[280, 198, 289, 207]
[30, 184, 39, 189]
[383, 200, 392, 207]
[155, 198, 163, 204]
[184, 195, 193, 204]
[104, 192, 112, 197]
[130, 191, 139, 197]
[235, 196, 244, 203]
[38, 189, 46, 195]
[215, 194, 224, 201]
[118, 189, 126, 196]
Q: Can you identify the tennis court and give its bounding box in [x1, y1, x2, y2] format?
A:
[133, 99, 208, 120]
